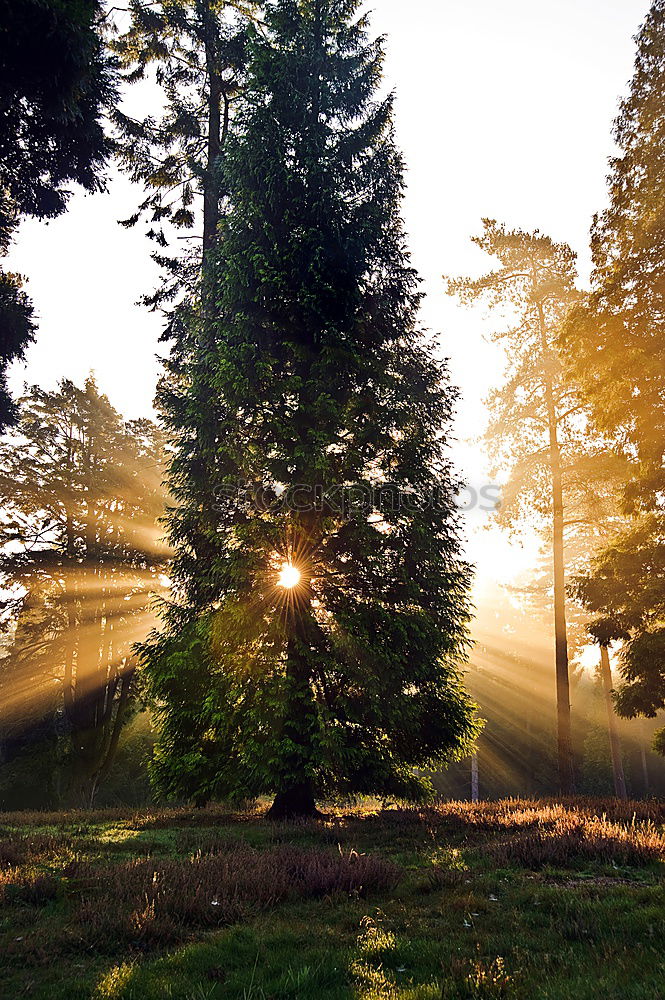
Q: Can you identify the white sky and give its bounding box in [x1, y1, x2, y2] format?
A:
[5, 0, 650, 595]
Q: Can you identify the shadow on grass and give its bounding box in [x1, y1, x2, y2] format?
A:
[1, 800, 664, 1000]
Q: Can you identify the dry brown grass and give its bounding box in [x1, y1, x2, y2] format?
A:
[0, 868, 60, 906]
[489, 813, 665, 868]
[1, 796, 663, 833]
[0, 802, 260, 831]
[0, 833, 72, 867]
[371, 797, 665, 832]
[15, 844, 401, 955]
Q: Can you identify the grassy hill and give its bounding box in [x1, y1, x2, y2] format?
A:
[1, 799, 664, 1000]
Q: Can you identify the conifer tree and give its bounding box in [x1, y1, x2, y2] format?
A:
[144, 0, 477, 816]
[448, 222, 625, 795]
[562, 1, 665, 751]
[112, 0, 259, 318]
[0, 379, 168, 805]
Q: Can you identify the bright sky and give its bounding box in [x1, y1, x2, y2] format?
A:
[5, 0, 650, 596]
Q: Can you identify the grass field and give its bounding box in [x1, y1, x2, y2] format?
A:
[1, 798, 664, 1000]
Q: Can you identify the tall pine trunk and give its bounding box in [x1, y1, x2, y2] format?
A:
[599, 645, 627, 800]
[638, 719, 650, 795]
[551, 446, 574, 793]
[194, 1, 227, 569]
[267, 608, 320, 819]
[537, 299, 574, 794]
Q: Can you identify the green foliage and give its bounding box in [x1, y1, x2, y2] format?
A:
[653, 727, 665, 756]
[571, 516, 665, 728]
[0, 0, 116, 427]
[0, 379, 168, 806]
[448, 221, 622, 552]
[111, 0, 257, 317]
[0, 269, 36, 427]
[0, 0, 115, 220]
[144, 0, 477, 810]
[562, 2, 665, 737]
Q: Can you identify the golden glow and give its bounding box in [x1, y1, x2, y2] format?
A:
[0, 566, 167, 729]
[277, 562, 301, 589]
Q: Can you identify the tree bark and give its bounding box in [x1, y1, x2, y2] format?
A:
[267, 610, 321, 820]
[203, 68, 221, 256]
[599, 645, 627, 800]
[470, 752, 479, 803]
[551, 445, 575, 794]
[536, 298, 575, 795]
[639, 718, 650, 796]
[88, 663, 135, 808]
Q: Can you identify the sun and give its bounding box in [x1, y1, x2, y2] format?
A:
[278, 562, 301, 589]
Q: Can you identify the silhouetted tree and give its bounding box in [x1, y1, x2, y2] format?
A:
[0, 0, 117, 428]
[113, 0, 260, 584]
[0, 264, 35, 430]
[449, 222, 624, 794]
[599, 645, 628, 799]
[112, 0, 258, 317]
[0, 379, 168, 805]
[143, 0, 478, 817]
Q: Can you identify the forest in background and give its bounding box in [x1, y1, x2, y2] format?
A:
[0, 0, 664, 812]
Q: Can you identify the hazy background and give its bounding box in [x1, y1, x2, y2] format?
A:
[5, 0, 651, 595]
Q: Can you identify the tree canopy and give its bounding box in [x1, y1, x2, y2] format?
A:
[0, 0, 117, 429]
[0, 378, 168, 805]
[0, 0, 115, 221]
[562, 0, 665, 749]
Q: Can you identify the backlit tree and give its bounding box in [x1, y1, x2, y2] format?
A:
[0, 379, 168, 805]
[448, 222, 625, 794]
[562, 0, 665, 752]
[0, 0, 116, 428]
[143, 0, 477, 816]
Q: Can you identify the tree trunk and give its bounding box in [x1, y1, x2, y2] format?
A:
[267, 611, 320, 820]
[268, 782, 318, 820]
[88, 664, 135, 808]
[551, 457, 574, 794]
[195, 0, 222, 255]
[470, 752, 479, 803]
[599, 646, 627, 800]
[203, 67, 221, 256]
[537, 298, 574, 795]
[640, 719, 650, 796]
[189, 4, 225, 570]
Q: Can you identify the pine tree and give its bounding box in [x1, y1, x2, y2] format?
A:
[0, 379, 168, 805]
[562, 1, 665, 752]
[143, 0, 477, 816]
[0, 0, 115, 219]
[111, 0, 259, 318]
[448, 222, 625, 795]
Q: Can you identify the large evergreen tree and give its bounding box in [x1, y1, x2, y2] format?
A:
[144, 0, 477, 816]
[561, 0, 665, 750]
